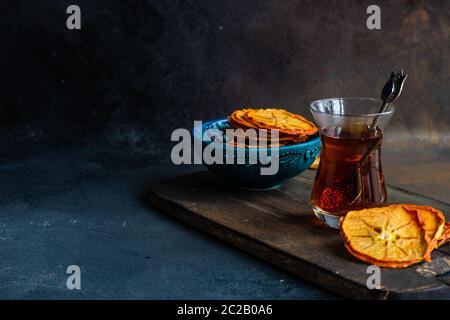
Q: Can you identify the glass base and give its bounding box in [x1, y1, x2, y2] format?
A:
[312, 206, 346, 229]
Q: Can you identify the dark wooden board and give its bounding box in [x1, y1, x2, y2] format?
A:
[149, 170, 450, 300]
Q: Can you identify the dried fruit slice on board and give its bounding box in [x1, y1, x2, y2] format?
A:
[340, 205, 428, 268]
[402, 205, 445, 261]
[437, 222, 450, 248]
[309, 155, 320, 170]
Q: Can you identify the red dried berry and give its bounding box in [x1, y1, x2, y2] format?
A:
[320, 187, 349, 212]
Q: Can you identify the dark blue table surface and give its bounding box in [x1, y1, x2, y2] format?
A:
[0, 147, 336, 299]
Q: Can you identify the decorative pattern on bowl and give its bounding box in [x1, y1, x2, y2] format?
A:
[194, 118, 321, 190]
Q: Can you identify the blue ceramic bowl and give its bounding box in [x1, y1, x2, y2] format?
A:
[194, 118, 321, 190]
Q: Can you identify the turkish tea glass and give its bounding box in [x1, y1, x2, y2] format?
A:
[310, 98, 394, 229]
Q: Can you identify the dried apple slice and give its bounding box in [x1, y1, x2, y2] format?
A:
[228, 108, 317, 146]
[340, 205, 428, 268]
[309, 155, 320, 170]
[437, 222, 450, 248]
[402, 204, 445, 261]
[246, 109, 318, 135]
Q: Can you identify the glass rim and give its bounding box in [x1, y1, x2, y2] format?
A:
[309, 97, 395, 117]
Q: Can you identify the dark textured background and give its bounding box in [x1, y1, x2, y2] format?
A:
[1, 0, 449, 148]
[0, 0, 449, 299]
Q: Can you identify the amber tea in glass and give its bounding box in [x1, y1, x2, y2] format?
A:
[310, 98, 394, 228]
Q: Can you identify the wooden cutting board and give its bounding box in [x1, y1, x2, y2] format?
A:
[149, 170, 450, 299]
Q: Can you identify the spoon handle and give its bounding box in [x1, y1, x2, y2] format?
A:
[377, 100, 389, 115]
[371, 101, 388, 131]
[371, 70, 407, 130]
